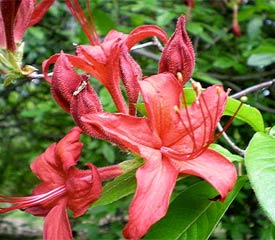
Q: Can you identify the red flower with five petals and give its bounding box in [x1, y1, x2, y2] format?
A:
[82, 73, 237, 239]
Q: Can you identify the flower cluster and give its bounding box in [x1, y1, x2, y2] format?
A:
[0, 1, 237, 239]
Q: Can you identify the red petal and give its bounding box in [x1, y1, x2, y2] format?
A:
[126, 25, 168, 50]
[104, 29, 127, 42]
[120, 44, 142, 115]
[31, 143, 65, 185]
[67, 164, 102, 217]
[0, 0, 23, 50]
[51, 53, 82, 113]
[123, 153, 178, 239]
[28, 0, 54, 26]
[159, 15, 195, 84]
[65, 0, 100, 45]
[42, 53, 60, 83]
[172, 85, 228, 154]
[81, 112, 161, 152]
[76, 42, 128, 113]
[139, 73, 183, 145]
[43, 201, 73, 240]
[56, 127, 83, 171]
[173, 148, 237, 200]
[31, 127, 83, 183]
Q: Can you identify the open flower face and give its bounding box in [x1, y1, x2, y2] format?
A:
[82, 73, 237, 239]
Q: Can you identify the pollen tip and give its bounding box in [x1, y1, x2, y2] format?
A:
[174, 105, 180, 113]
[240, 96, 248, 103]
[176, 72, 183, 82]
[192, 80, 202, 95]
[216, 86, 221, 95]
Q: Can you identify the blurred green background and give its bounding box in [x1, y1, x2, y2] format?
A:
[1, 0, 275, 239]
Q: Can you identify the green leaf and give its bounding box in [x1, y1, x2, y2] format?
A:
[245, 132, 275, 225]
[144, 177, 247, 240]
[93, 9, 116, 35]
[92, 169, 136, 207]
[247, 53, 275, 68]
[193, 72, 222, 85]
[92, 159, 143, 207]
[224, 97, 265, 132]
[210, 143, 243, 163]
[247, 17, 263, 40]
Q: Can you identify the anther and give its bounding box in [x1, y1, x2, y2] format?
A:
[174, 105, 181, 114]
[216, 86, 221, 95]
[73, 81, 88, 96]
[240, 96, 248, 103]
[191, 80, 202, 96]
[176, 72, 183, 82]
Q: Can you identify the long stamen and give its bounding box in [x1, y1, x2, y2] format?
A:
[214, 101, 243, 142]
[179, 81, 198, 154]
[65, 0, 100, 45]
[0, 186, 66, 214]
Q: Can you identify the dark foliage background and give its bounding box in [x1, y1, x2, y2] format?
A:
[1, 0, 275, 239]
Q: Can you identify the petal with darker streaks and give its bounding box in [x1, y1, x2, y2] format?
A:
[43, 201, 73, 240]
[139, 73, 183, 145]
[82, 112, 161, 152]
[174, 148, 237, 200]
[123, 153, 178, 239]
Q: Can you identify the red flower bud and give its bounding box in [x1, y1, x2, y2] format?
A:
[159, 15, 195, 85]
[232, 4, 241, 37]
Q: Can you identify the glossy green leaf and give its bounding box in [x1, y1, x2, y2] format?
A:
[210, 143, 243, 163]
[92, 169, 136, 207]
[224, 97, 265, 132]
[245, 132, 275, 225]
[144, 177, 247, 240]
[92, 159, 143, 207]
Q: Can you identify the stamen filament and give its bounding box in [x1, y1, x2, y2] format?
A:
[0, 186, 66, 213]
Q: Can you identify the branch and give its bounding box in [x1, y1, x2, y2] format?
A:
[217, 122, 245, 157]
[230, 79, 275, 99]
[208, 69, 275, 82]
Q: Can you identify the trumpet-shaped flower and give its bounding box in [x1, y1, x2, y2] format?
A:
[0, 127, 102, 240]
[82, 73, 237, 239]
[43, 0, 168, 115]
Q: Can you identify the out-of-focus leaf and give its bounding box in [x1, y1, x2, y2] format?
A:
[193, 72, 222, 85]
[93, 9, 116, 35]
[247, 53, 275, 67]
[247, 17, 263, 40]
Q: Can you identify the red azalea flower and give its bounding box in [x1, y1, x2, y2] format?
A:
[159, 15, 195, 84]
[73, 28, 167, 115]
[82, 73, 237, 239]
[0, 127, 102, 240]
[45, 0, 168, 115]
[0, 0, 54, 51]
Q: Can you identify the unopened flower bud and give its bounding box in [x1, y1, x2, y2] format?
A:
[159, 15, 195, 85]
